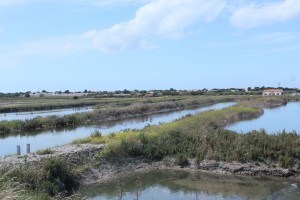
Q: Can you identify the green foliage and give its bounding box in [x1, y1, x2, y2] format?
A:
[195, 152, 205, 165]
[3, 158, 79, 197]
[0, 172, 49, 200]
[71, 164, 89, 177]
[42, 158, 78, 196]
[36, 148, 54, 155]
[75, 102, 300, 169]
[91, 130, 102, 138]
[175, 154, 189, 167]
[0, 95, 243, 136]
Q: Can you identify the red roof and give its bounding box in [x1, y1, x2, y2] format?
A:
[263, 89, 283, 93]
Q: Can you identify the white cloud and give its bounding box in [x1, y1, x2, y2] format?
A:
[83, 0, 226, 52]
[0, 0, 226, 67]
[230, 0, 300, 28]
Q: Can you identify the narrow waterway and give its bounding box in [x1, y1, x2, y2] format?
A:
[78, 170, 300, 200]
[0, 106, 93, 121]
[0, 102, 234, 156]
[226, 102, 300, 134]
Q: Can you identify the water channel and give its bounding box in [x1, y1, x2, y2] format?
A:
[78, 170, 300, 200]
[226, 102, 300, 134]
[0, 102, 234, 156]
[0, 106, 93, 121]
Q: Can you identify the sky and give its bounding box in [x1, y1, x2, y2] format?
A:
[0, 0, 300, 92]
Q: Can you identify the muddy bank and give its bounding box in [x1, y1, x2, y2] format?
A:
[1, 144, 298, 187]
[0, 144, 104, 169]
[79, 156, 300, 185]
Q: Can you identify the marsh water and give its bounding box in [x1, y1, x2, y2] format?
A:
[0, 106, 93, 121]
[227, 102, 300, 134]
[0, 102, 234, 156]
[78, 170, 300, 200]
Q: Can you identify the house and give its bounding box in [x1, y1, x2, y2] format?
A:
[262, 89, 283, 96]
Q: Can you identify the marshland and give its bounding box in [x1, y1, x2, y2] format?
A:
[1, 94, 300, 199]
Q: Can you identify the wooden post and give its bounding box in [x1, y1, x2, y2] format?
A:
[17, 145, 21, 155]
[26, 144, 30, 154]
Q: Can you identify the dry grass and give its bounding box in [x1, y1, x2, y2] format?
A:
[0, 172, 32, 200]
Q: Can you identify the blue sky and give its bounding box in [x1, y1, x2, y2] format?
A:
[0, 0, 300, 92]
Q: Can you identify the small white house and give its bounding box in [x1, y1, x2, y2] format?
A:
[262, 89, 283, 96]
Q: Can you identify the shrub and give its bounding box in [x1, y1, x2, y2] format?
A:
[42, 158, 78, 195]
[91, 130, 102, 138]
[36, 148, 54, 155]
[0, 172, 48, 200]
[175, 154, 189, 168]
[195, 152, 204, 165]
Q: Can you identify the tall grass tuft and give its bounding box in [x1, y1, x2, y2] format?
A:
[0, 171, 42, 200]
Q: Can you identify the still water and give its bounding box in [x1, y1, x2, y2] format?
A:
[78, 170, 300, 200]
[227, 102, 300, 134]
[0, 102, 234, 156]
[0, 106, 93, 121]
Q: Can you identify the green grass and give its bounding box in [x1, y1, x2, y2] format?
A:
[72, 104, 261, 158]
[0, 95, 211, 113]
[36, 148, 54, 155]
[0, 96, 240, 136]
[73, 100, 300, 169]
[0, 158, 80, 198]
[0, 171, 49, 200]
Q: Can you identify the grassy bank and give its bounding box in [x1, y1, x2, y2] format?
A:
[0, 96, 237, 136]
[73, 98, 300, 169]
[0, 95, 193, 113]
[0, 95, 231, 113]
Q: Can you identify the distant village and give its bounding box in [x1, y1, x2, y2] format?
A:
[1, 87, 300, 98]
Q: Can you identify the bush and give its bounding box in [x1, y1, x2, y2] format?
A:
[195, 152, 204, 165]
[279, 155, 294, 169]
[175, 154, 189, 168]
[36, 148, 54, 155]
[91, 130, 102, 138]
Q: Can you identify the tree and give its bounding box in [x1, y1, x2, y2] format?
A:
[123, 89, 131, 94]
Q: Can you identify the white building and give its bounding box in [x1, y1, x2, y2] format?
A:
[262, 89, 283, 96]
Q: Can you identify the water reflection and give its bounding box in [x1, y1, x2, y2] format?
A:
[0, 106, 93, 121]
[0, 103, 234, 156]
[79, 170, 300, 200]
[226, 102, 300, 134]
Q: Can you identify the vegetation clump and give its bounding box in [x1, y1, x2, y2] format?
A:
[36, 148, 54, 155]
[0, 158, 79, 198]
